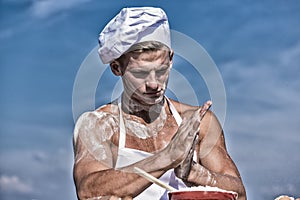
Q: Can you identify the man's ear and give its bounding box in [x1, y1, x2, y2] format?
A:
[110, 61, 122, 76]
[169, 50, 174, 61]
[169, 50, 174, 67]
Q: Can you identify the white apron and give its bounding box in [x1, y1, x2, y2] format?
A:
[115, 97, 188, 200]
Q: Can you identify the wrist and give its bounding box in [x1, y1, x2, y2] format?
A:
[187, 163, 216, 186]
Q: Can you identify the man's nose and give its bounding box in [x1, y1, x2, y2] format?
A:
[145, 71, 159, 90]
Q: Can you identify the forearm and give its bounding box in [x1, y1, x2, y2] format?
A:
[186, 163, 246, 200]
[78, 169, 164, 199]
[77, 153, 173, 199]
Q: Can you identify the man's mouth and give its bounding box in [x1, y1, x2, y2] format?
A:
[144, 90, 163, 97]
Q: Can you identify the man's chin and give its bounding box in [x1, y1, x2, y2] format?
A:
[135, 94, 164, 106]
[145, 97, 164, 105]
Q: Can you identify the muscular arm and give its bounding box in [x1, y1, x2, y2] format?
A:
[74, 140, 172, 199]
[186, 111, 246, 200]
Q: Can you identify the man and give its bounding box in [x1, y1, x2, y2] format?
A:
[73, 7, 246, 200]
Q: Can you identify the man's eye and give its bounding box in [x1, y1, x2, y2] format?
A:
[131, 71, 148, 78]
[156, 68, 168, 76]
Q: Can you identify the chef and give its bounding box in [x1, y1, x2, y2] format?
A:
[73, 7, 246, 200]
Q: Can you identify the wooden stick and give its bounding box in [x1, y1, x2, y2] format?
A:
[133, 167, 177, 192]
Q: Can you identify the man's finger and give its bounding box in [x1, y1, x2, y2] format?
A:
[199, 101, 212, 119]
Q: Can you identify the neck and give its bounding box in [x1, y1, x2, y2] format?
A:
[121, 93, 165, 123]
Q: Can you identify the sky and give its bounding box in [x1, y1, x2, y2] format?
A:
[1, 0, 300, 199]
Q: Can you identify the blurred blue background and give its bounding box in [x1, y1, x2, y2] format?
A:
[1, 0, 300, 199]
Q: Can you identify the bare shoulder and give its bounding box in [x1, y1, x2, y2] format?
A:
[75, 101, 119, 123]
[199, 110, 222, 138]
[95, 100, 119, 115]
[76, 102, 119, 126]
[167, 98, 199, 114]
[73, 102, 120, 147]
[168, 98, 221, 140]
[168, 98, 213, 118]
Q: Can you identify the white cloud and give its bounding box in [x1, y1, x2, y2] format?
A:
[221, 41, 300, 131]
[0, 175, 33, 194]
[0, 148, 77, 199]
[31, 0, 92, 18]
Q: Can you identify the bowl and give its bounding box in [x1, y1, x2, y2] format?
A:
[168, 189, 238, 200]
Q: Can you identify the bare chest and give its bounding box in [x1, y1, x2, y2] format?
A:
[111, 114, 179, 153]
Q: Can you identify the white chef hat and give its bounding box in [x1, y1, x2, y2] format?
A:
[98, 7, 171, 64]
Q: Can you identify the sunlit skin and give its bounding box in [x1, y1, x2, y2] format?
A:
[73, 49, 246, 200]
[122, 50, 171, 106]
[114, 49, 172, 118]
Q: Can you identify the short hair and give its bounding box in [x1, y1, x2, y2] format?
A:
[126, 41, 170, 53]
[115, 41, 171, 67]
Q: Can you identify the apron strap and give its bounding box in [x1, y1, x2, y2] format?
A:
[118, 97, 126, 149]
[165, 97, 182, 126]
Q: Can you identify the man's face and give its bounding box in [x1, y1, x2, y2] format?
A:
[122, 49, 172, 105]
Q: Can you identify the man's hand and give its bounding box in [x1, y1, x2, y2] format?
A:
[174, 138, 198, 186]
[174, 101, 212, 182]
[162, 108, 201, 168]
